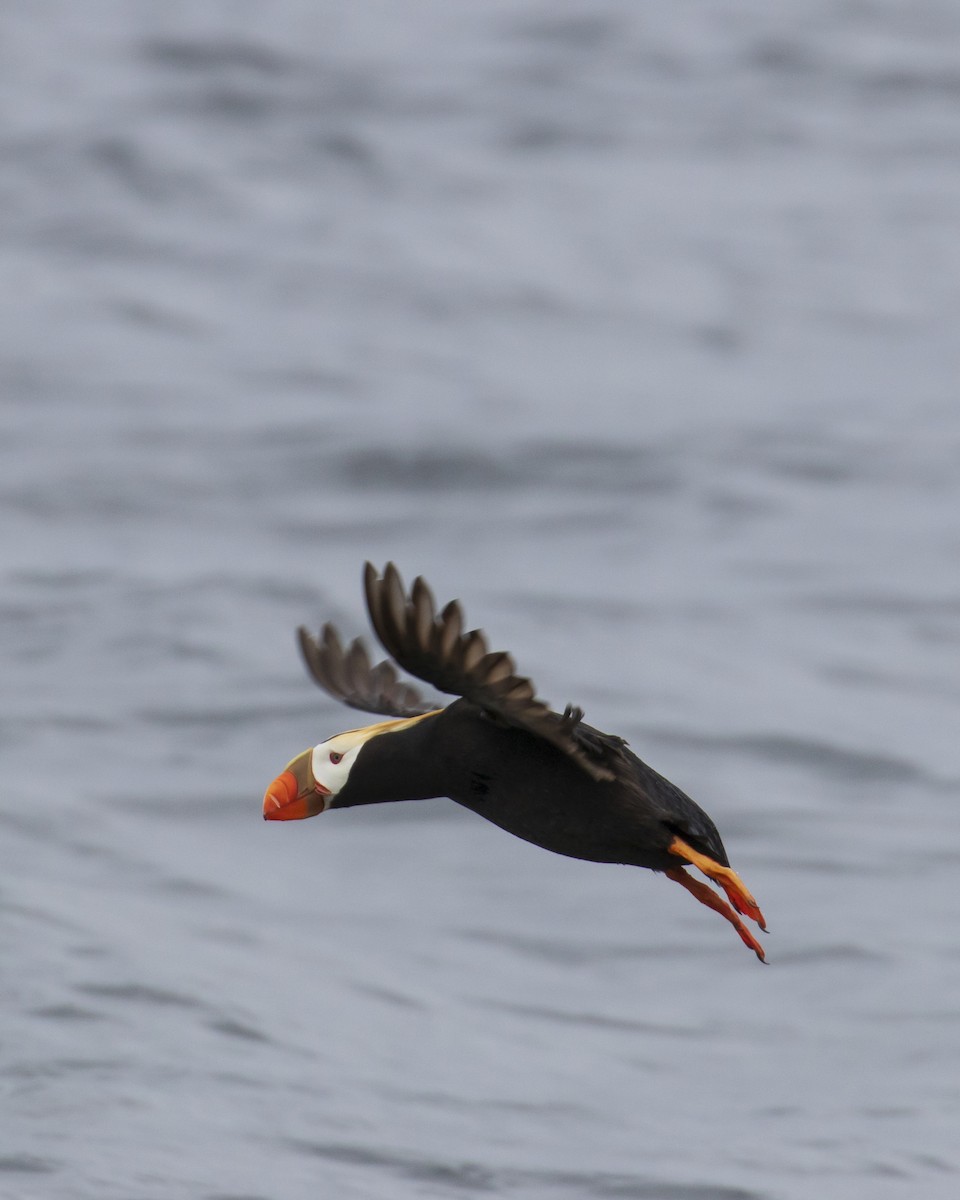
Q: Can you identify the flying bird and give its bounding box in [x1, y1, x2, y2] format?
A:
[263, 563, 766, 960]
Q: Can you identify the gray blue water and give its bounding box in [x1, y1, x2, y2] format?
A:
[3, 3, 960, 1198]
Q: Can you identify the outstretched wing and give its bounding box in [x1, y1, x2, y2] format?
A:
[297, 623, 440, 719]
[362, 562, 617, 782]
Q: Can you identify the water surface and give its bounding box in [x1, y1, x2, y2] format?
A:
[2, 3, 960, 1198]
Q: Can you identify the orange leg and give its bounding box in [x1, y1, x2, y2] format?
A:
[668, 835, 767, 931]
[666, 867, 766, 962]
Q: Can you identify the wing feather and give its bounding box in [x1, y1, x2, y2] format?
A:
[297, 622, 438, 719]
[363, 562, 616, 781]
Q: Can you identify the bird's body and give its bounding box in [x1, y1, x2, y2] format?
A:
[336, 698, 726, 872]
[264, 564, 766, 960]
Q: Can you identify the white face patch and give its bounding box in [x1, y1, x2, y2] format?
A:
[309, 711, 442, 806]
[310, 729, 370, 801]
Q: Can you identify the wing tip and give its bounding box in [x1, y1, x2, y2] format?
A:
[354, 565, 620, 780]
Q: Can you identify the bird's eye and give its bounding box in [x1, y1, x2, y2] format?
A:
[329, 751, 343, 765]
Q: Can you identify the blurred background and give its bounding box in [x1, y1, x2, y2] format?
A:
[2, 3, 960, 1198]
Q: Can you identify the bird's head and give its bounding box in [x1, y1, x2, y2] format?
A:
[262, 710, 440, 821]
[261, 729, 370, 821]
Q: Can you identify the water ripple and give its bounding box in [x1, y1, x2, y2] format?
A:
[74, 982, 204, 1010]
[0, 1155, 59, 1175]
[285, 1140, 762, 1199]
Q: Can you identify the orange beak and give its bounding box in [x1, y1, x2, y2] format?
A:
[262, 748, 329, 821]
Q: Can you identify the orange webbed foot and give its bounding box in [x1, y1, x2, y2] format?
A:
[667, 836, 767, 961]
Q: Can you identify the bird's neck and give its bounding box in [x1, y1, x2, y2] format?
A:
[334, 711, 452, 808]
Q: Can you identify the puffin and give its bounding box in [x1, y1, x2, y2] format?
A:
[263, 563, 766, 961]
